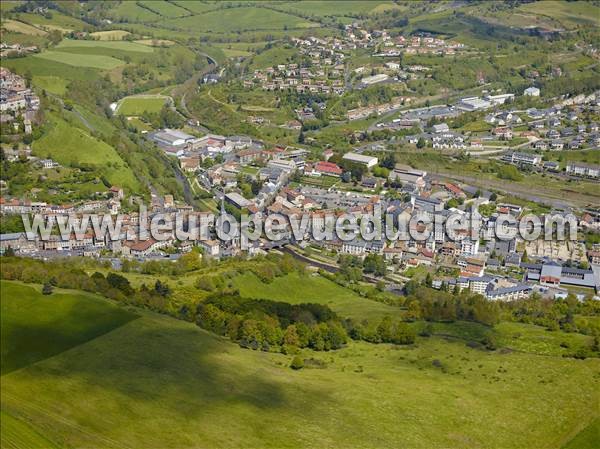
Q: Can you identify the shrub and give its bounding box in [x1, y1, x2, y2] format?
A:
[42, 282, 53, 295]
[290, 355, 304, 370]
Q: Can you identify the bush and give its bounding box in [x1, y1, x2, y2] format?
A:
[42, 282, 53, 295]
[290, 355, 304, 370]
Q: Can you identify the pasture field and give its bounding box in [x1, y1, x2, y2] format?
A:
[277, 1, 404, 17]
[137, 0, 190, 18]
[1, 282, 138, 375]
[31, 75, 68, 95]
[32, 51, 124, 70]
[233, 271, 404, 321]
[116, 95, 169, 116]
[0, 30, 48, 48]
[1, 411, 59, 449]
[108, 1, 162, 22]
[170, 1, 220, 14]
[517, 0, 600, 28]
[2, 55, 100, 83]
[0, 1, 22, 13]
[0, 278, 598, 448]
[563, 418, 600, 449]
[1, 19, 46, 35]
[89, 30, 132, 41]
[32, 115, 140, 190]
[247, 46, 299, 70]
[56, 38, 154, 54]
[15, 11, 87, 32]
[71, 105, 117, 137]
[134, 38, 175, 46]
[162, 7, 318, 33]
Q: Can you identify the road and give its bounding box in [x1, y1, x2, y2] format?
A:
[176, 50, 219, 121]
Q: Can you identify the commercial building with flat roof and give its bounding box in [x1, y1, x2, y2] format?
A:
[342, 152, 378, 168]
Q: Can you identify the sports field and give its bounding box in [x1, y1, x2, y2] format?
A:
[116, 95, 169, 116]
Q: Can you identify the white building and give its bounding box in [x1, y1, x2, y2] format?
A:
[566, 163, 600, 179]
[342, 152, 378, 168]
[524, 86, 540, 97]
[457, 97, 491, 111]
[360, 73, 389, 86]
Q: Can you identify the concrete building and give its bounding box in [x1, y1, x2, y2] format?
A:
[342, 152, 378, 168]
[524, 86, 540, 97]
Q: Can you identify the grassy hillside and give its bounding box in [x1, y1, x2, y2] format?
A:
[0, 411, 60, 449]
[276, 1, 404, 17]
[563, 417, 600, 449]
[32, 51, 125, 70]
[56, 39, 154, 54]
[32, 114, 140, 191]
[0, 280, 598, 448]
[162, 7, 318, 33]
[232, 271, 401, 321]
[1, 282, 138, 375]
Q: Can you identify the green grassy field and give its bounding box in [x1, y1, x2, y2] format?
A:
[137, 0, 190, 18]
[15, 11, 88, 32]
[109, 1, 162, 22]
[1, 411, 60, 449]
[170, 1, 220, 14]
[3, 56, 100, 83]
[32, 51, 125, 70]
[563, 417, 600, 449]
[56, 39, 154, 54]
[31, 75, 68, 95]
[233, 271, 403, 321]
[277, 1, 403, 17]
[1, 279, 598, 448]
[116, 95, 169, 116]
[163, 7, 318, 33]
[1, 19, 47, 35]
[89, 30, 132, 41]
[1, 282, 138, 375]
[33, 115, 140, 190]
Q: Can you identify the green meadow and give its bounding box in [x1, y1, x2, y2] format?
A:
[162, 7, 318, 33]
[89, 30, 132, 41]
[137, 0, 190, 19]
[32, 115, 140, 190]
[56, 39, 154, 54]
[1, 280, 598, 448]
[116, 95, 169, 116]
[277, 1, 404, 17]
[232, 271, 401, 321]
[1, 283, 138, 375]
[32, 51, 124, 70]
